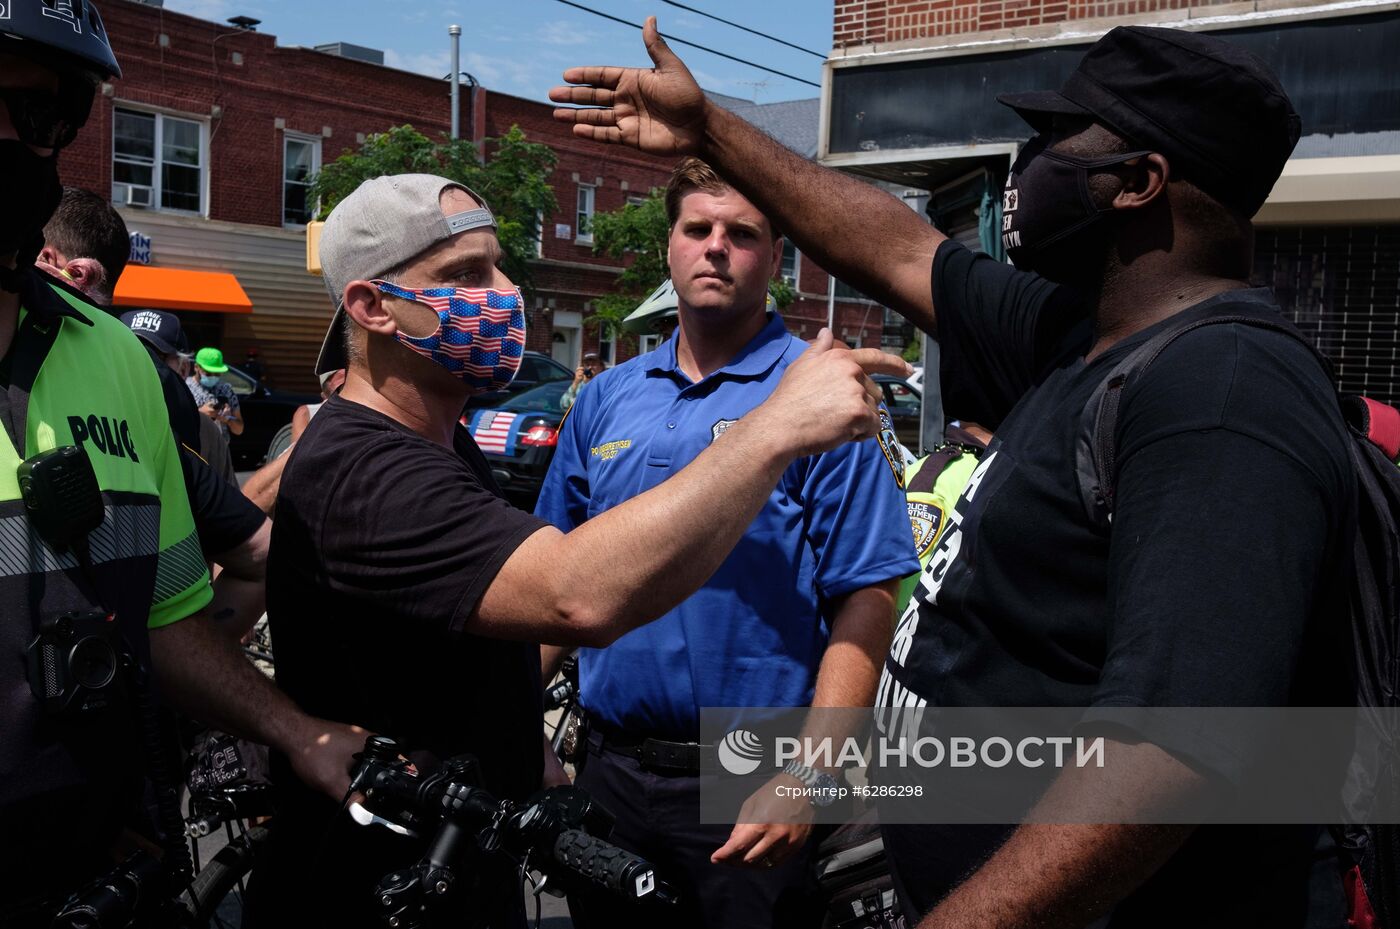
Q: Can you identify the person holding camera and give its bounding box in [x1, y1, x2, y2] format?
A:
[250, 172, 908, 927]
[561, 349, 605, 411]
[187, 345, 244, 439]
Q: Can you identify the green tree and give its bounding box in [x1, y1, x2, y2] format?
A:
[589, 191, 670, 347]
[309, 124, 557, 293]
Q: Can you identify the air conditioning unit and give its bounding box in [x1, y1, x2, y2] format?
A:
[114, 183, 154, 208]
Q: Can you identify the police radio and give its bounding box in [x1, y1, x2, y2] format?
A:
[17, 445, 123, 720]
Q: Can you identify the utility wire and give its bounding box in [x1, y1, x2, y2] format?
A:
[552, 0, 821, 88]
[659, 0, 826, 59]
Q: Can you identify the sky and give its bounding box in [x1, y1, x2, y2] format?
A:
[160, 0, 834, 106]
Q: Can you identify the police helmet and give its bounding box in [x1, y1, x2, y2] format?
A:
[0, 0, 121, 82]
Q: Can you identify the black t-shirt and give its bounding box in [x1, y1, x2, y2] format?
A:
[255, 395, 546, 926]
[879, 242, 1356, 926]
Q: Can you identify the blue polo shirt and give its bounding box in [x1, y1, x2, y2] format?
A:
[535, 312, 919, 739]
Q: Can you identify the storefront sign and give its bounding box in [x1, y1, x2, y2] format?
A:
[129, 231, 152, 265]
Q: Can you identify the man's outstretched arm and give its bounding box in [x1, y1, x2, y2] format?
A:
[550, 17, 943, 333]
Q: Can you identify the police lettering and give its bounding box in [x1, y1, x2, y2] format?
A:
[68, 414, 139, 462]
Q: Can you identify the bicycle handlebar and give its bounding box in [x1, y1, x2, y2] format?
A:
[349, 736, 676, 927]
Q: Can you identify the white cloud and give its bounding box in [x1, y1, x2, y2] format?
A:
[383, 47, 451, 78]
[537, 20, 596, 47]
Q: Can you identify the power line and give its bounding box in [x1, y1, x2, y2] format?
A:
[659, 0, 826, 60]
[552, 0, 821, 89]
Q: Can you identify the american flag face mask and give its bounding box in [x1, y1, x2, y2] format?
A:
[373, 279, 527, 391]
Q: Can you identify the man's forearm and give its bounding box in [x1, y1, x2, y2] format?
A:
[811, 582, 897, 710]
[242, 449, 290, 516]
[799, 582, 896, 767]
[503, 414, 793, 643]
[917, 741, 1202, 929]
[701, 103, 942, 327]
[150, 613, 320, 754]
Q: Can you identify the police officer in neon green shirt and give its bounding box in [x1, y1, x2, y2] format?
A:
[0, 6, 364, 922]
[896, 424, 991, 615]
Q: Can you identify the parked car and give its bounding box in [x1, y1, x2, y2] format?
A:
[214, 364, 319, 470]
[873, 373, 923, 452]
[462, 351, 573, 411]
[462, 378, 572, 508]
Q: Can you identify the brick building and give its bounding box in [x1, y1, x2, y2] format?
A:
[57, 0, 880, 395]
[823, 0, 1400, 414]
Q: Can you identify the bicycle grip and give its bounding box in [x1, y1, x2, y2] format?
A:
[550, 829, 669, 902]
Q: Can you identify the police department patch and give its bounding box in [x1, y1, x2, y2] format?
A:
[877, 405, 905, 488]
[711, 418, 739, 442]
[907, 500, 945, 558]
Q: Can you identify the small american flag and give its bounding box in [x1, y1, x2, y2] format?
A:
[472, 411, 519, 455]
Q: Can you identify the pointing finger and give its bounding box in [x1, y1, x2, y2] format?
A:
[846, 348, 913, 379]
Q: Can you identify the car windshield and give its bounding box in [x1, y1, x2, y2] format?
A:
[499, 379, 570, 413]
[218, 365, 257, 397]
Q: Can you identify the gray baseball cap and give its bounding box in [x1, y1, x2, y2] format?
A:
[314, 173, 497, 375]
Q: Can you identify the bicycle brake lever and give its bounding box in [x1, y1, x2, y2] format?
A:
[349, 800, 418, 837]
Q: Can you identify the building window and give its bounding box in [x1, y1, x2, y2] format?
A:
[282, 133, 321, 226]
[576, 184, 596, 245]
[112, 107, 205, 213]
[638, 333, 661, 354]
[533, 210, 544, 257]
[597, 328, 615, 365]
[780, 240, 801, 288]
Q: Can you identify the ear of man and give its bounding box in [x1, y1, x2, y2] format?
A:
[342, 281, 397, 338]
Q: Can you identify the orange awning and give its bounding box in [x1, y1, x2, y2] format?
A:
[112, 265, 253, 314]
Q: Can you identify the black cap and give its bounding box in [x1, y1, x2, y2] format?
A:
[997, 26, 1301, 217]
[121, 309, 184, 356]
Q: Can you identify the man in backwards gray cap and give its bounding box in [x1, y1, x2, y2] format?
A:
[553, 20, 1356, 929]
[249, 174, 908, 925]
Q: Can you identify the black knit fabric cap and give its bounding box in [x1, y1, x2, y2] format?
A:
[997, 26, 1302, 217]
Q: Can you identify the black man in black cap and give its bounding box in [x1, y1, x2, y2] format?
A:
[553, 21, 1356, 928]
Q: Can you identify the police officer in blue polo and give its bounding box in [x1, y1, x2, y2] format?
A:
[536, 157, 918, 929]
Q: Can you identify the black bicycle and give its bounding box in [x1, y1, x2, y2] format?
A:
[350, 734, 677, 928]
[544, 653, 579, 759]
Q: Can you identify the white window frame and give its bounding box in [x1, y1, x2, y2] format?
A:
[597, 327, 615, 365]
[780, 239, 801, 289]
[533, 209, 545, 257]
[576, 184, 596, 246]
[111, 104, 209, 216]
[638, 333, 661, 354]
[281, 131, 321, 227]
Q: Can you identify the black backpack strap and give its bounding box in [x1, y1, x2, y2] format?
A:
[910, 426, 989, 495]
[1076, 311, 1327, 528]
[908, 446, 961, 495]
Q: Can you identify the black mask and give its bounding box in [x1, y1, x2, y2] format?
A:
[0, 140, 63, 293]
[1001, 137, 1149, 281]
